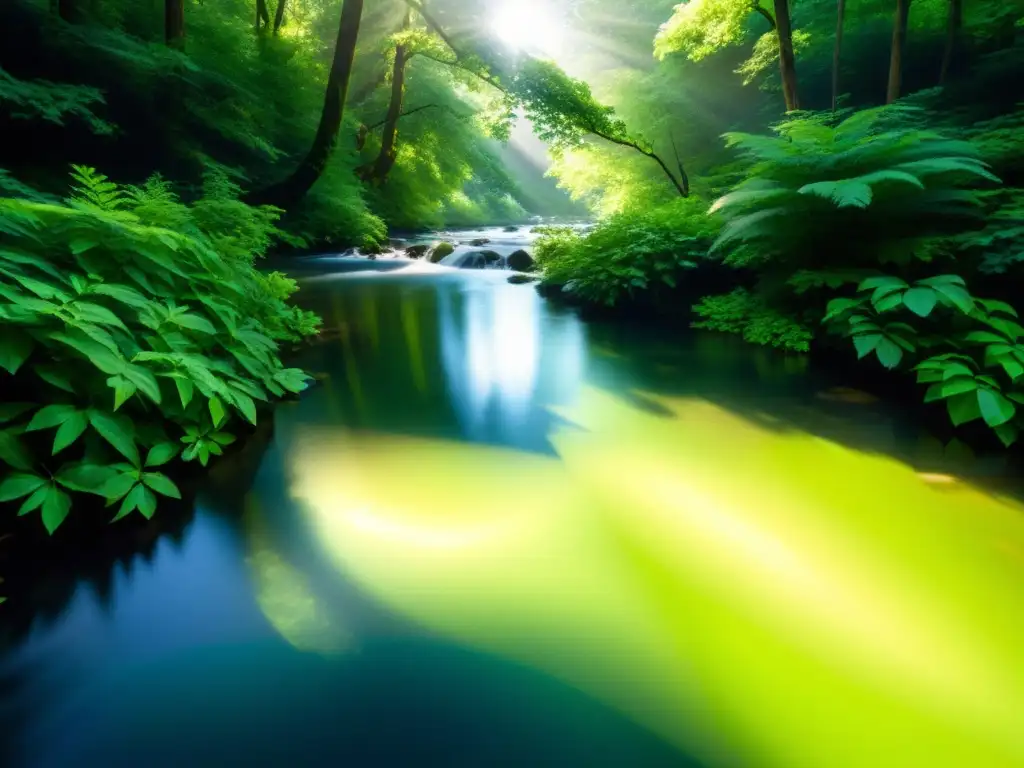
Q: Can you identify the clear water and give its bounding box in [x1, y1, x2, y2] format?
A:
[2, 231, 1023, 768]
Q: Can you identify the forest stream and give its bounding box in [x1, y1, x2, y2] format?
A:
[2, 227, 1024, 768]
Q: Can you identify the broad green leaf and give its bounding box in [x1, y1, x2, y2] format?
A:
[18, 485, 49, 515]
[977, 389, 1016, 427]
[41, 487, 72, 534]
[72, 302, 128, 329]
[25, 404, 76, 432]
[858, 276, 908, 291]
[123, 365, 162, 405]
[870, 284, 904, 304]
[942, 363, 975, 380]
[88, 409, 139, 465]
[964, 331, 1008, 344]
[997, 356, 1024, 381]
[108, 375, 137, 410]
[142, 472, 181, 499]
[13, 274, 69, 301]
[947, 391, 983, 426]
[0, 473, 46, 501]
[994, 422, 1019, 448]
[113, 483, 146, 522]
[91, 283, 151, 309]
[209, 396, 226, 427]
[172, 313, 217, 334]
[902, 287, 937, 317]
[49, 331, 126, 375]
[975, 298, 1018, 318]
[923, 384, 946, 403]
[56, 463, 118, 494]
[0, 430, 33, 470]
[916, 275, 966, 288]
[853, 334, 880, 359]
[275, 368, 312, 395]
[0, 332, 34, 374]
[52, 411, 88, 454]
[181, 442, 199, 462]
[34, 364, 76, 393]
[175, 377, 194, 408]
[137, 484, 157, 518]
[210, 431, 236, 446]
[145, 442, 179, 467]
[873, 292, 904, 313]
[230, 391, 257, 426]
[875, 338, 903, 369]
[933, 283, 975, 314]
[102, 471, 138, 501]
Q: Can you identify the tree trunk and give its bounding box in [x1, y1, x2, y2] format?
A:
[939, 0, 963, 84]
[832, 0, 846, 111]
[773, 0, 800, 111]
[248, 0, 365, 209]
[363, 10, 412, 184]
[166, 0, 185, 48]
[887, 0, 912, 103]
[256, 0, 271, 30]
[273, 0, 287, 34]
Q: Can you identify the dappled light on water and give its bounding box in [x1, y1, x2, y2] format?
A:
[284, 386, 1024, 768]
[243, 496, 352, 656]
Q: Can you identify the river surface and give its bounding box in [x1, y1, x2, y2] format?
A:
[2, 227, 1024, 768]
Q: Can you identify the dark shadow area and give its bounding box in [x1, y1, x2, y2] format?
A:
[11, 637, 703, 768]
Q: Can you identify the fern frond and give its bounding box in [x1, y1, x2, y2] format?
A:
[67, 165, 126, 212]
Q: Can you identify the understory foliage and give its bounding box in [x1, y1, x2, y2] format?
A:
[0, 167, 318, 534]
[702, 105, 1024, 444]
[534, 198, 717, 306]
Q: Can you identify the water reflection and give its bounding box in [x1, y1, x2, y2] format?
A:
[287, 388, 1024, 768]
[3, 260, 1024, 768]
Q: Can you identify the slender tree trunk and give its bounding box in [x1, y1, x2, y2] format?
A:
[248, 0, 365, 208]
[166, 0, 185, 48]
[363, 10, 412, 184]
[887, 0, 912, 103]
[832, 0, 846, 111]
[273, 0, 287, 34]
[939, 0, 963, 84]
[256, 0, 271, 30]
[773, 0, 800, 111]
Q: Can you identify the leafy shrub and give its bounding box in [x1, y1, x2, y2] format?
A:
[824, 274, 1024, 445]
[0, 168, 318, 534]
[535, 199, 717, 306]
[711, 106, 998, 270]
[692, 288, 813, 352]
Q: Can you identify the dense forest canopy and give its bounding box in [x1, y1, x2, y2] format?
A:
[2, 0, 1024, 534]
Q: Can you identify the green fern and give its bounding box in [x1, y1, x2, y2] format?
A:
[68, 165, 126, 212]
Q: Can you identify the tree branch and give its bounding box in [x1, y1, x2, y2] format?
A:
[752, 2, 776, 29]
[366, 103, 475, 131]
[590, 128, 689, 198]
[415, 52, 506, 93]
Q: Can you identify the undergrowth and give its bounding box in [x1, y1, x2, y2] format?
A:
[0, 166, 319, 534]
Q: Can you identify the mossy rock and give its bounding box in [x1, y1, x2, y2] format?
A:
[428, 242, 455, 263]
[468, 238, 491, 246]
